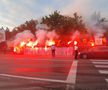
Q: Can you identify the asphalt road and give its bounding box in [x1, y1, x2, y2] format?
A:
[76, 59, 108, 90]
[0, 54, 108, 90]
[0, 54, 74, 90]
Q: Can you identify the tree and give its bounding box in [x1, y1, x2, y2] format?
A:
[42, 11, 87, 35]
[11, 19, 38, 38]
[5, 27, 11, 40]
[42, 10, 63, 30]
[72, 13, 87, 33]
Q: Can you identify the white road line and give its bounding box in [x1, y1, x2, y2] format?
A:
[91, 60, 108, 83]
[66, 60, 78, 90]
[92, 62, 108, 65]
[66, 60, 78, 84]
[90, 60, 108, 62]
[99, 70, 108, 74]
[0, 74, 69, 84]
[0, 59, 76, 84]
[94, 65, 108, 68]
[105, 79, 108, 83]
[0, 60, 77, 85]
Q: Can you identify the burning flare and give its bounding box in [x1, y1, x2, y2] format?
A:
[46, 40, 55, 46]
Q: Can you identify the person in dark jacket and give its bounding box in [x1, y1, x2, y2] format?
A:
[51, 45, 56, 57]
[74, 45, 78, 59]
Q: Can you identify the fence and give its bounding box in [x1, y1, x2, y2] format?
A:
[24, 47, 74, 57]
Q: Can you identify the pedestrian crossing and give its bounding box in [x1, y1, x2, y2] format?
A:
[94, 65, 108, 68]
[91, 59, 108, 83]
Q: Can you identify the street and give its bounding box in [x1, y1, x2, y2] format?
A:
[0, 54, 108, 90]
[76, 59, 108, 90]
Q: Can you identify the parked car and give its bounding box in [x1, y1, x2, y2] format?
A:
[78, 46, 108, 59]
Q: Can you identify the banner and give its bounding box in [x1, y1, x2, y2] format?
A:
[24, 47, 74, 57]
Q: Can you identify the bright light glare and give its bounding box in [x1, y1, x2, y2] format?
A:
[91, 43, 95, 47]
[74, 41, 78, 45]
[68, 41, 72, 45]
[44, 46, 48, 51]
[26, 41, 33, 47]
[20, 41, 26, 47]
[46, 40, 55, 46]
[14, 46, 21, 53]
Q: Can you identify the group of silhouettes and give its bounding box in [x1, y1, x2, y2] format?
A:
[51, 44, 78, 59]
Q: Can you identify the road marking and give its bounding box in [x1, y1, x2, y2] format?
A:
[66, 60, 78, 84]
[105, 79, 108, 83]
[92, 62, 108, 65]
[0, 59, 77, 85]
[90, 60, 108, 62]
[99, 70, 108, 74]
[94, 65, 108, 68]
[66, 60, 78, 90]
[91, 60, 108, 83]
[0, 74, 71, 84]
[0, 61, 77, 84]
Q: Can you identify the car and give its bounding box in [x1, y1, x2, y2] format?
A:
[78, 46, 108, 59]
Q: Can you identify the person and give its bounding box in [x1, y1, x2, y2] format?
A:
[51, 45, 55, 57]
[74, 45, 78, 59]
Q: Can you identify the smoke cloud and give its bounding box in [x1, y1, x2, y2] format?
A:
[47, 30, 59, 40]
[35, 30, 47, 44]
[35, 23, 59, 45]
[13, 30, 34, 46]
[71, 31, 80, 41]
[87, 12, 107, 37]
